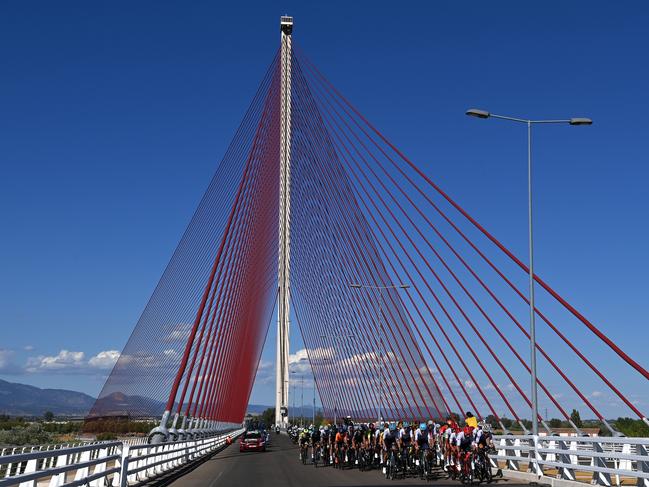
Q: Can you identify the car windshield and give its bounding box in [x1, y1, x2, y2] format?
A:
[245, 432, 261, 439]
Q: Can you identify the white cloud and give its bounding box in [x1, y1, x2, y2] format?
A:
[289, 348, 309, 364]
[26, 350, 85, 372]
[23, 345, 34, 352]
[591, 390, 603, 398]
[88, 350, 120, 369]
[464, 379, 475, 389]
[162, 324, 191, 343]
[25, 349, 121, 374]
[257, 360, 273, 371]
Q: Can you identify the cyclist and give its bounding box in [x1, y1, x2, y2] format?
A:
[457, 425, 475, 480]
[465, 411, 478, 429]
[310, 425, 321, 463]
[397, 421, 412, 472]
[414, 422, 429, 472]
[321, 425, 330, 465]
[334, 426, 347, 467]
[426, 420, 438, 466]
[299, 428, 310, 463]
[382, 422, 398, 475]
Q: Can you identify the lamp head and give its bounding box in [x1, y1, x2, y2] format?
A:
[569, 117, 593, 126]
[466, 108, 490, 119]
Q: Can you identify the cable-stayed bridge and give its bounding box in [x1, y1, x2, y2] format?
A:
[1, 15, 647, 487]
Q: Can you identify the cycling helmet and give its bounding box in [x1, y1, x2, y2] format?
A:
[419, 423, 427, 431]
[427, 420, 434, 426]
[403, 421, 409, 428]
[463, 426, 473, 435]
[361, 424, 368, 431]
[369, 422, 375, 429]
[389, 422, 397, 431]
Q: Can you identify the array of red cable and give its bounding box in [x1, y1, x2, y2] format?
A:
[289, 45, 647, 428]
[164, 63, 282, 424]
[87, 52, 281, 423]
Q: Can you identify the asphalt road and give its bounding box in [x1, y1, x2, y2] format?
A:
[167, 433, 530, 487]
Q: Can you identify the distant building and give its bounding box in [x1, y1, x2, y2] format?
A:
[539, 427, 600, 437]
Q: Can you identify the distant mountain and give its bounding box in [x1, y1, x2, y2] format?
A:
[247, 404, 272, 414]
[88, 391, 166, 418]
[0, 379, 95, 417]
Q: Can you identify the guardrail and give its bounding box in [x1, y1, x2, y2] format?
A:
[0, 428, 244, 486]
[491, 434, 649, 487]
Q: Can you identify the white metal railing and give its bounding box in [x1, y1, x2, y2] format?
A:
[0, 428, 244, 486]
[491, 434, 649, 487]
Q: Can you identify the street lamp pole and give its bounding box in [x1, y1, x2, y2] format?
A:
[465, 108, 592, 440]
[301, 374, 304, 427]
[290, 371, 297, 426]
[350, 282, 409, 423]
[312, 374, 316, 425]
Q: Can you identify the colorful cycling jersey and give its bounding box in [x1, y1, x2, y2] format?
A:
[374, 428, 382, 445]
[399, 427, 411, 444]
[353, 429, 363, 444]
[465, 416, 478, 428]
[414, 429, 429, 446]
[335, 432, 345, 445]
[427, 430, 436, 445]
[367, 429, 376, 444]
[456, 431, 473, 450]
[311, 430, 321, 443]
[383, 429, 396, 447]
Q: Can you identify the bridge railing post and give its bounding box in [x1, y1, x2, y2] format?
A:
[113, 443, 128, 487]
[557, 437, 576, 481]
[528, 435, 543, 476]
[591, 440, 612, 486]
[506, 436, 520, 471]
[636, 441, 649, 487]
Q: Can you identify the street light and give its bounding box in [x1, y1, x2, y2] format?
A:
[465, 108, 592, 440]
[349, 282, 410, 423]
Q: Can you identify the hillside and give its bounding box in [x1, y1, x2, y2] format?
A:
[0, 379, 94, 417]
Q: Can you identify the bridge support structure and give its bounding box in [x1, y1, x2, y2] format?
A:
[275, 15, 293, 429]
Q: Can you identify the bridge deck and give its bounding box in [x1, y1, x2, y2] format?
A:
[166, 433, 530, 487]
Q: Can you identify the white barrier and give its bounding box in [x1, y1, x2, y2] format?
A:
[0, 428, 244, 486]
[491, 434, 649, 487]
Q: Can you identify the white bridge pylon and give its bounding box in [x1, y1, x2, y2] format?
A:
[275, 15, 293, 428]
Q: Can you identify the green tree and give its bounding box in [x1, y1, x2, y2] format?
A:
[614, 417, 649, 437]
[43, 411, 54, 422]
[314, 411, 324, 427]
[261, 407, 275, 428]
[484, 415, 499, 429]
[570, 409, 583, 428]
[548, 418, 563, 429]
[500, 417, 513, 429]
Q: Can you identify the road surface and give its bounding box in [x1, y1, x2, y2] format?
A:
[164, 432, 528, 487]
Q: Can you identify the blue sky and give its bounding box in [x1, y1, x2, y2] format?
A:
[1, 1, 647, 418]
